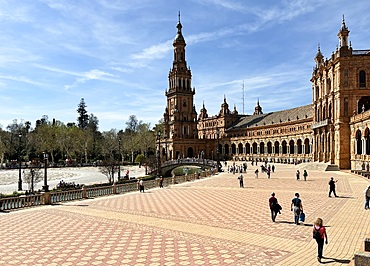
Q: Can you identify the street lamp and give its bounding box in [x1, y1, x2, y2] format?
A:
[157, 130, 161, 176]
[43, 151, 49, 192]
[201, 150, 205, 169]
[118, 137, 121, 180]
[216, 129, 220, 171]
[18, 133, 22, 191]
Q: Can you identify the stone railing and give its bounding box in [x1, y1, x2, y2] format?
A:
[0, 169, 213, 211]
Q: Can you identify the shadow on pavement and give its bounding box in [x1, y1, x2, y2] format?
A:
[320, 256, 351, 264]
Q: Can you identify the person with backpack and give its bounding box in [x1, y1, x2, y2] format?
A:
[303, 170, 308, 181]
[313, 217, 328, 263]
[291, 192, 303, 225]
[364, 185, 370, 209]
[269, 192, 281, 222]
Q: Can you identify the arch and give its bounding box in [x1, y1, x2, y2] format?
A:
[356, 129, 362, 155]
[282, 140, 287, 154]
[224, 144, 229, 155]
[365, 127, 370, 155]
[304, 138, 310, 154]
[297, 139, 302, 154]
[358, 96, 370, 113]
[289, 140, 294, 154]
[267, 141, 272, 154]
[360, 70, 366, 87]
[187, 147, 194, 158]
[274, 141, 279, 154]
[260, 142, 265, 154]
[252, 143, 258, 154]
[231, 143, 236, 154]
[245, 143, 251, 154]
[238, 143, 243, 154]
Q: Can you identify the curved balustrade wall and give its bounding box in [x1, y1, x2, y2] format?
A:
[0, 169, 213, 211]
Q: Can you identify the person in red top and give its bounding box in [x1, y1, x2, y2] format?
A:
[313, 217, 328, 263]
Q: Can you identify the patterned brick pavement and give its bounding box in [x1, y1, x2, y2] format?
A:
[0, 163, 369, 265]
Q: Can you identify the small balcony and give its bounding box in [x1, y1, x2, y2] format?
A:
[311, 119, 331, 129]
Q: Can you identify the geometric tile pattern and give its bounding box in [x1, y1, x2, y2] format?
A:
[0, 163, 369, 265]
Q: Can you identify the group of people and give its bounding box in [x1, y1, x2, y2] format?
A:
[295, 169, 308, 181]
[269, 192, 328, 263]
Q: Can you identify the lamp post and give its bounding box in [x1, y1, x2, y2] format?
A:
[18, 133, 22, 191]
[201, 150, 205, 169]
[157, 130, 161, 176]
[118, 137, 121, 180]
[216, 129, 220, 171]
[43, 151, 49, 192]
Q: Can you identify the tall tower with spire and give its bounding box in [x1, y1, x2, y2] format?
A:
[163, 13, 200, 160]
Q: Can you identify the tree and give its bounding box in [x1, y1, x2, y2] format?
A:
[23, 168, 42, 192]
[77, 98, 89, 130]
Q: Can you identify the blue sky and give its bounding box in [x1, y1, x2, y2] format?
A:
[0, 0, 370, 131]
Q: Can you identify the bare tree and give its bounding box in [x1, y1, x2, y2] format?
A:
[23, 168, 43, 192]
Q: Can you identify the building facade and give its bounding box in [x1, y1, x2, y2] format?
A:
[160, 15, 370, 170]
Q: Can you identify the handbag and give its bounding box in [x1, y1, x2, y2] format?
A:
[299, 212, 305, 222]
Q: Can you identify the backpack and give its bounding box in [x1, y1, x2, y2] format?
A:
[313, 226, 321, 239]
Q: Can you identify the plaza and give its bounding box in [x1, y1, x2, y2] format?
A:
[0, 163, 369, 265]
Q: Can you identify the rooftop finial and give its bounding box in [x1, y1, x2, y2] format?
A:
[178, 11, 181, 23]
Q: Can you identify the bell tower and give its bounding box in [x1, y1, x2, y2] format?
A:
[164, 12, 198, 140]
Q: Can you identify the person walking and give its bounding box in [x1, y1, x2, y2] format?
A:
[313, 217, 328, 263]
[328, 177, 338, 197]
[159, 176, 164, 188]
[364, 185, 370, 209]
[296, 170, 300, 180]
[139, 179, 145, 193]
[255, 169, 259, 178]
[291, 193, 303, 225]
[238, 174, 244, 188]
[303, 170, 308, 181]
[269, 192, 281, 222]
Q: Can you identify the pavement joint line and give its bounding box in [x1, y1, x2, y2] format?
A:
[59, 205, 304, 252]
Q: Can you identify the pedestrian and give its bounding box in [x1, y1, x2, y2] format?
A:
[364, 185, 370, 209]
[313, 217, 328, 263]
[269, 192, 281, 222]
[267, 169, 271, 179]
[328, 177, 338, 197]
[137, 179, 140, 191]
[159, 176, 164, 188]
[291, 193, 303, 225]
[255, 169, 259, 178]
[139, 179, 145, 193]
[303, 170, 308, 181]
[296, 170, 300, 180]
[272, 164, 275, 172]
[238, 174, 244, 188]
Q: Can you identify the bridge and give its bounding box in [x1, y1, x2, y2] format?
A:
[153, 158, 218, 176]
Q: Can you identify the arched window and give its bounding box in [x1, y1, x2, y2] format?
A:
[356, 130, 362, 155]
[360, 70, 366, 88]
[245, 143, 251, 154]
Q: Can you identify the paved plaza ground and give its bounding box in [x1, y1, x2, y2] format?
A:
[0, 163, 369, 265]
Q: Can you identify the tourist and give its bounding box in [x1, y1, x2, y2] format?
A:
[291, 193, 303, 225]
[267, 169, 271, 179]
[272, 164, 275, 172]
[255, 169, 259, 178]
[269, 192, 281, 222]
[303, 170, 308, 181]
[313, 218, 328, 263]
[139, 179, 145, 193]
[159, 176, 164, 188]
[364, 185, 370, 209]
[238, 174, 244, 188]
[328, 177, 338, 197]
[296, 170, 300, 180]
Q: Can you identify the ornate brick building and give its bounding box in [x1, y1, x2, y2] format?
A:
[160, 15, 370, 170]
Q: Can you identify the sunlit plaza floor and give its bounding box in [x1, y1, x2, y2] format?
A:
[0, 163, 369, 265]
